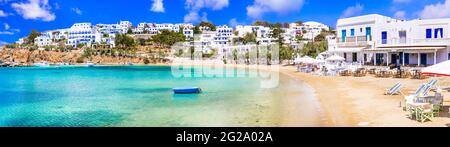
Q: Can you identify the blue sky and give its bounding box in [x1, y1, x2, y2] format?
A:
[1, 0, 450, 44]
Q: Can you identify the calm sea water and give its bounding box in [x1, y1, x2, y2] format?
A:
[0, 66, 323, 127]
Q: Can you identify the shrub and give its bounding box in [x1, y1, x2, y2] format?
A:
[76, 57, 84, 63]
[143, 58, 150, 64]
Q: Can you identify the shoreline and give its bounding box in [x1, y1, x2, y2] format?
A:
[2, 62, 449, 127]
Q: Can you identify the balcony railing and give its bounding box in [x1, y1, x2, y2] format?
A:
[377, 38, 450, 46]
[336, 35, 372, 47]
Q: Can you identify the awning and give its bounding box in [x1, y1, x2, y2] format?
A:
[366, 46, 446, 52]
[328, 47, 364, 53]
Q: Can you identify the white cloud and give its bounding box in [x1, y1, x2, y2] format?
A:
[151, 0, 165, 13]
[419, 0, 450, 19]
[71, 7, 82, 15]
[0, 10, 7, 17]
[183, 0, 229, 23]
[246, 0, 304, 19]
[184, 11, 208, 23]
[228, 18, 243, 27]
[11, 0, 56, 21]
[0, 31, 14, 35]
[0, 40, 9, 46]
[4, 23, 10, 30]
[0, 23, 19, 35]
[393, 0, 411, 3]
[394, 11, 406, 19]
[54, 2, 60, 10]
[341, 3, 364, 18]
[185, 0, 229, 11]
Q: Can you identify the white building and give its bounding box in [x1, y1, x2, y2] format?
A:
[34, 34, 52, 47]
[302, 21, 329, 40]
[328, 14, 450, 66]
[213, 25, 233, 47]
[119, 21, 132, 29]
[67, 23, 100, 48]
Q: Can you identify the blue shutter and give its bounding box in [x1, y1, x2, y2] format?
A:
[341, 30, 347, 42]
[426, 29, 432, 38]
[381, 31, 387, 44]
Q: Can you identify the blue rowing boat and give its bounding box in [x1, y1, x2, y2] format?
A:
[173, 87, 202, 94]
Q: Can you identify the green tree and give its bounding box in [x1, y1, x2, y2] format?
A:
[253, 20, 272, 27]
[115, 34, 136, 48]
[198, 21, 216, 31]
[232, 49, 238, 64]
[127, 28, 133, 34]
[243, 32, 257, 45]
[27, 29, 41, 44]
[152, 29, 186, 48]
[301, 41, 328, 58]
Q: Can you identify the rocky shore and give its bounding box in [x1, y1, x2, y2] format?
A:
[0, 48, 166, 66]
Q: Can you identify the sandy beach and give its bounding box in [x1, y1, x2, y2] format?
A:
[161, 60, 450, 127]
[279, 65, 450, 127]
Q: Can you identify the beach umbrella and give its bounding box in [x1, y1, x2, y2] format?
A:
[326, 55, 345, 62]
[421, 60, 450, 76]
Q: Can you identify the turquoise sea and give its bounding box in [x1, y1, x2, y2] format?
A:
[0, 66, 324, 127]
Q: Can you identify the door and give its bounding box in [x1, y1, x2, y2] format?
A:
[420, 53, 427, 65]
[353, 53, 357, 62]
[404, 53, 410, 64]
[376, 53, 384, 65]
[391, 54, 398, 64]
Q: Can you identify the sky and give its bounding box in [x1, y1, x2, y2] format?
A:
[1, 0, 450, 45]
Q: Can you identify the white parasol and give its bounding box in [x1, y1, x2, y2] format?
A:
[421, 60, 450, 76]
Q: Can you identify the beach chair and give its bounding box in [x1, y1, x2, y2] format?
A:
[427, 79, 438, 91]
[417, 104, 434, 123]
[385, 83, 402, 95]
[404, 84, 426, 110]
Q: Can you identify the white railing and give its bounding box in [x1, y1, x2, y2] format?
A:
[336, 36, 372, 47]
[377, 38, 450, 46]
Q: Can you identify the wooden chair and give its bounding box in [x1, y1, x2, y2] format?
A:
[417, 104, 434, 123]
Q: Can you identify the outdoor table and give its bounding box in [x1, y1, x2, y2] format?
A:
[368, 68, 376, 74]
[411, 69, 424, 79]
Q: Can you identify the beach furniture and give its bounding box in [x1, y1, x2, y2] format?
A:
[404, 84, 426, 110]
[417, 103, 434, 123]
[385, 83, 402, 95]
[427, 79, 438, 91]
[173, 87, 202, 94]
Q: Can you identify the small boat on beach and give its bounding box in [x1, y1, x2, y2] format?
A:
[85, 61, 96, 67]
[33, 61, 50, 67]
[173, 87, 202, 94]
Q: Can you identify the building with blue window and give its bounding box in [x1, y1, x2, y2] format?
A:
[327, 14, 450, 66]
[67, 23, 100, 48]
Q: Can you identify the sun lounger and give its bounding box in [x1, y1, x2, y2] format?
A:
[385, 83, 402, 95]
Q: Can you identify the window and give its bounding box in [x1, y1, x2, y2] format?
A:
[365, 27, 372, 41]
[350, 29, 355, 36]
[360, 28, 363, 32]
[341, 30, 347, 42]
[434, 28, 443, 38]
[381, 31, 387, 44]
[426, 29, 432, 38]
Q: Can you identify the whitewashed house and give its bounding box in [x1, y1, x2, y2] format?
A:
[327, 14, 450, 66]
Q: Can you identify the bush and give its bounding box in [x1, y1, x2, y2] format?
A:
[143, 58, 150, 64]
[76, 56, 84, 63]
